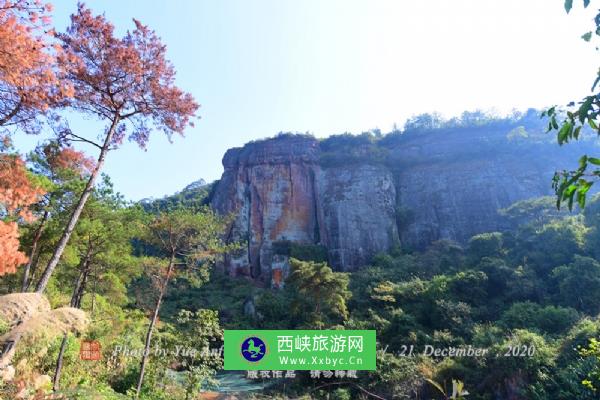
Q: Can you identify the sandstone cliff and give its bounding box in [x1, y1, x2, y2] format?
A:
[210, 121, 597, 283]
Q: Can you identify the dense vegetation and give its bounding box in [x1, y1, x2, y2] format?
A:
[190, 194, 599, 399]
[139, 179, 216, 213]
[316, 108, 595, 169]
[6, 154, 600, 399]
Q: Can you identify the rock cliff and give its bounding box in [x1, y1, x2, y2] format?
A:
[210, 122, 597, 283]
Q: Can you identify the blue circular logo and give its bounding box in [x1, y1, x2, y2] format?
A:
[241, 336, 266, 362]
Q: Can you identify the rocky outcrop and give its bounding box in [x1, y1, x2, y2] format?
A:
[210, 128, 596, 284]
[211, 136, 323, 279]
[0, 293, 88, 369]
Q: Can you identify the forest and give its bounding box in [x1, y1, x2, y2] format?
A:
[3, 0, 600, 399]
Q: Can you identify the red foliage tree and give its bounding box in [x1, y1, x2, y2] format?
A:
[0, 154, 45, 276]
[0, 0, 71, 134]
[0, 154, 44, 221]
[43, 143, 95, 177]
[0, 221, 28, 275]
[34, 4, 199, 293]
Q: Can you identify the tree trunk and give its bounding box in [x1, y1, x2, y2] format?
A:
[24, 246, 43, 291]
[135, 255, 175, 398]
[70, 252, 92, 309]
[35, 116, 119, 294]
[91, 264, 97, 314]
[22, 210, 48, 292]
[52, 334, 69, 392]
[52, 249, 92, 391]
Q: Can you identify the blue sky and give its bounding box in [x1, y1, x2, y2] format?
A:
[12, 0, 599, 200]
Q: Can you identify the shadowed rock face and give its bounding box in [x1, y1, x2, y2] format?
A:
[316, 164, 398, 268]
[387, 125, 590, 246]
[211, 129, 596, 283]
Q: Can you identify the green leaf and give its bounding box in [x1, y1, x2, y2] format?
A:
[565, 0, 573, 13]
[580, 97, 594, 123]
[552, 117, 559, 130]
[574, 126, 582, 139]
[568, 191, 575, 211]
[581, 180, 593, 193]
[565, 184, 578, 197]
[577, 180, 593, 208]
[578, 192, 586, 208]
[589, 157, 600, 165]
[558, 122, 573, 144]
[584, 0, 591, 7]
[590, 119, 599, 130]
[583, 31, 593, 41]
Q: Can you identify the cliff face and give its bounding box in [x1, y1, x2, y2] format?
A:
[316, 164, 398, 269]
[387, 126, 579, 246]
[211, 135, 400, 281]
[211, 127, 596, 283]
[211, 136, 323, 280]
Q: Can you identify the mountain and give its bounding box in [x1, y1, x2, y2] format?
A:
[140, 178, 213, 212]
[208, 111, 599, 285]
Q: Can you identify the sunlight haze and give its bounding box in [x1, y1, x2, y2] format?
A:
[16, 0, 599, 200]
